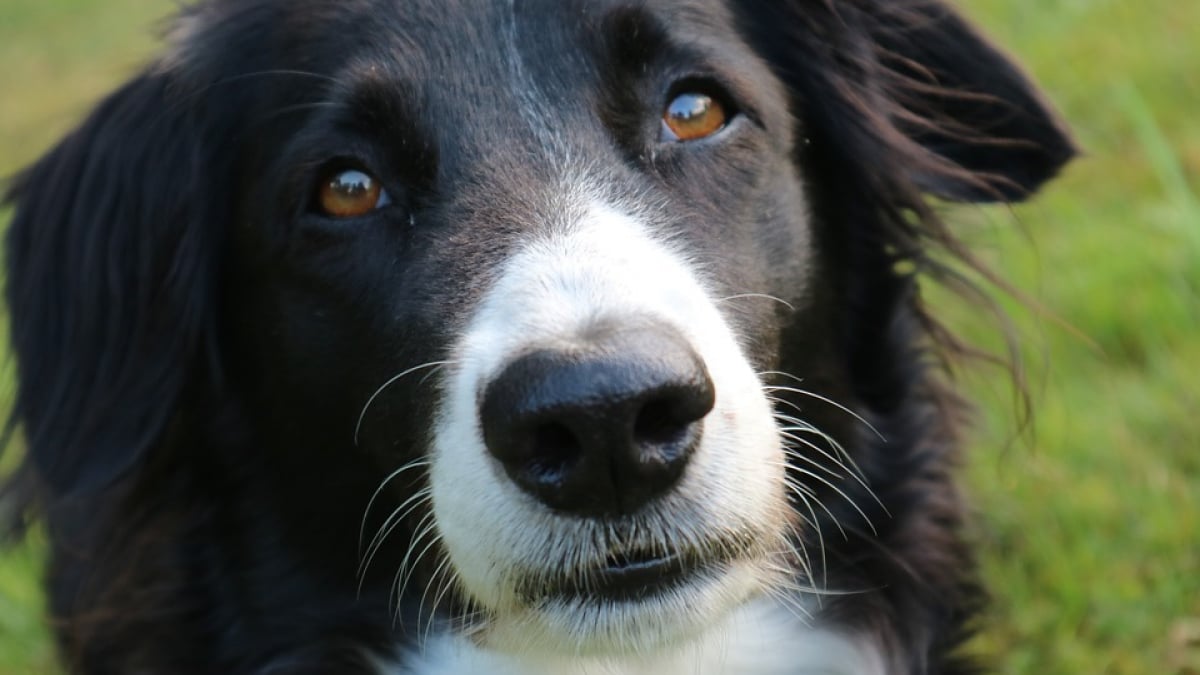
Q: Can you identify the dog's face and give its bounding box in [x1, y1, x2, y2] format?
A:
[5, 0, 1074, 669]
[228, 1, 806, 652]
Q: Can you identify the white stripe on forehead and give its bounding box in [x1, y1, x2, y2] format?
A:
[502, 0, 572, 157]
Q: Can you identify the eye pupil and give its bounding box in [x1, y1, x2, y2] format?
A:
[317, 168, 386, 218]
[662, 92, 727, 142]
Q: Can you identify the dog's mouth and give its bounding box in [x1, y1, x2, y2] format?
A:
[531, 536, 751, 605]
[587, 547, 696, 601]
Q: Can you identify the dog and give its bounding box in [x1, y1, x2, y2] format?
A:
[1, 1, 1074, 673]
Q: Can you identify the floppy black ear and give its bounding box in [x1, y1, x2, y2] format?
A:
[4, 69, 228, 495]
[737, 0, 1076, 202]
[866, 1, 1076, 200]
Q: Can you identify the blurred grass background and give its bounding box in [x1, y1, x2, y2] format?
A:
[0, 0, 1197, 672]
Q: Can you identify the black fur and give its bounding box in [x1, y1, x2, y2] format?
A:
[2, 1, 1073, 672]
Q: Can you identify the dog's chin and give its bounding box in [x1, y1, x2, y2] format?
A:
[481, 552, 769, 657]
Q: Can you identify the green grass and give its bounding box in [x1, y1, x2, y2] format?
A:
[939, 3, 1200, 672]
[0, 1, 1197, 673]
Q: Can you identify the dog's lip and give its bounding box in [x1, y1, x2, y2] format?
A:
[519, 528, 761, 606]
[538, 545, 728, 603]
[591, 548, 693, 600]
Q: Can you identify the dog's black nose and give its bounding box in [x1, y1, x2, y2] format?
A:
[480, 322, 715, 517]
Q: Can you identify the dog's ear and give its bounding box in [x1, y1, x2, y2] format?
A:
[4, 69, 228, 495]
[737, 0, 1076, 202]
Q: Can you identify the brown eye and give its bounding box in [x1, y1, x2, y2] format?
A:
[661, 92, 727, 142]
[316, 168, 390, 218]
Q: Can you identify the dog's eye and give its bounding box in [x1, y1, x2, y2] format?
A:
[661, 92, 727, 142]
[315, 168, 391, 218]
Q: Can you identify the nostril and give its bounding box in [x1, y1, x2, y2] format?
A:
[528, 422, 581, 478]
[633, 397, 690, 447]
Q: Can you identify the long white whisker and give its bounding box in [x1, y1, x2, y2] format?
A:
[761, 585, 816, 624]
[770, 523, 818, 596]
[358, 458, 431, 555]
[785, 461, 877, 536]
[779, 427, 874, 493]
[419, 554, 455, 647]
[361, 484, 433, 567]
[392, 512, 439, 610]
[770, 397, 890, 517]
[776, 430, 848, 479]
[355, 360, 455, 445]
[782, 492, 829, 589]
[772, 406, 865, 475]
[716, 293, 796, 311]
[779, 474, 848, 540]
[777, 419, 890, 517]
[358, 486, 433, 590]
[399, 523, 449, 604]
[761, 379, 886, 442]
[776, 413, 865, 473]
[763, 564, 868, 598]
[769, 399, 862, 470]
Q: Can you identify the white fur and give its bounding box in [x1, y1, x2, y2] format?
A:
[428, 199, 792, 657]
[387, 600, 885, 675]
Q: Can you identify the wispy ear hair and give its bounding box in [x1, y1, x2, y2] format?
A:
[4, 70, 230, 497]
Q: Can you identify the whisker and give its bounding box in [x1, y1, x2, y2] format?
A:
[355, 360, 456, 445]
[779, 473, 848, 540]
[777, 423, 867, 485]
[773, 409, 869, 478]
[763, 565, 868, 598]
[250, 100, 339, 127]
[185, 69, 339, 101]
[760, 378, 886, 442]
[398, 522, 448, 605]
[792, 493, 830, 588]
[769, 385, 891, 519]
[783, 458, 878, 536]
[769, 524, 819, 596]
[761, 585, 816, 624]
[776, 420, 890, 517]
[776, 429, 847, 480]
[761, 568, 826, 599]
[716, 293, 796, 312]
[767, 389, 873, 479]
[429, 564, 462, 633]
[358, 486, 433, 591]
[391, 511, 439, 611]
[418, 554, 455, 646]
[215, 68, 339, 86]
[358, 458, 431, 555]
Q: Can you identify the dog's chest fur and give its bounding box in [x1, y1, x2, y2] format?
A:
[389, 601, 883, 675]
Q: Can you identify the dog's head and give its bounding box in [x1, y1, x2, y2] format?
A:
[5, 0, 1072, 664]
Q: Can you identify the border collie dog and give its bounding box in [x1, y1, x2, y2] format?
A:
[2, 1, 1073, 673]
